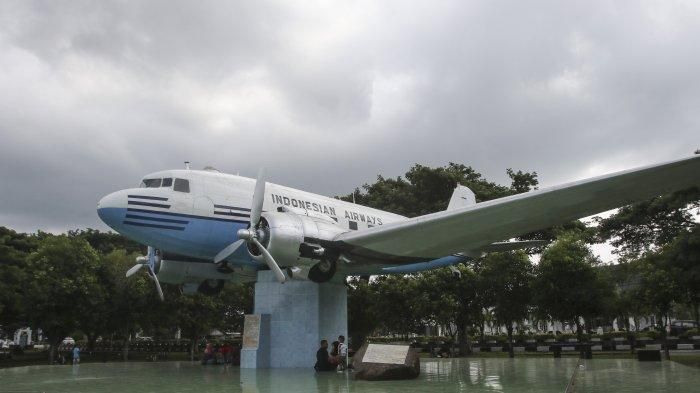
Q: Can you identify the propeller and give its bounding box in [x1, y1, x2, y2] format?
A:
[214, 168, 286, 283]
[126, 245, 164, 301]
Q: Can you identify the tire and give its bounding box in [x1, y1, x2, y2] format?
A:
[197, 279, 225, 296]
[308, 259, 336, 283]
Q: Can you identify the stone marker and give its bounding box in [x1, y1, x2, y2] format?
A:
[591, 345, 602, 351]
[692, 336, 700, 340]
[591, 338, 601, 342]
[613, 337, 625, 342]
[513, 346, 525, 353]
[354, 343, 419, 381]
[537, 346, 549, 352]
[616, 344, 631, 350]
[645, 344, 661, 350]
[490, 346, 502, 352]
[472, 347, 481, 353]
[562, 346, 576, 351]
[567, 338, 578, 343]
[677, 343, 694, 350]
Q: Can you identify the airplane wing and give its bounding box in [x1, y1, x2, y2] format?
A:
[333, 155, 700, 264]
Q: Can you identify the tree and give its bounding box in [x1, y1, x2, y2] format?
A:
[532, 234, 604, 339]
[219, 283, 254, 334]
[347, 277, 379, 349]
[480, 251, 534, 357]
[339, 163, 536, 216]
[663, 224, 700, 324]
[371, 275, 423, 339]
[68, 228, 142, 255]
[100, 249, 156, 360]
[635, 251, 681, 360]
[25, 235, 103, 363]
[172, 292, 227, 360]
[417, 265, 484, 355]
[0, 227, 37, 336]
[596, 188, 699, 259]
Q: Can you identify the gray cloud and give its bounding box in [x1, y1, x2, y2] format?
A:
[1, 0, 698, 235]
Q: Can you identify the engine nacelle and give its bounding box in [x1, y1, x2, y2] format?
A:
[251, 212, 346, 268]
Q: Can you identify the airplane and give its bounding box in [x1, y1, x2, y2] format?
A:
[97, 155, 700, 299]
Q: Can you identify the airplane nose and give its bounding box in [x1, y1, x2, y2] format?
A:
[97, 191, 125, 228]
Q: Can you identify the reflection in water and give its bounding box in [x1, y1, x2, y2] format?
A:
[0, 358, 698, 392]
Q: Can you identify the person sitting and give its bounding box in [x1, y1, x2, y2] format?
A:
[314, 340, 334, 372]
[201, 342, 214, 365]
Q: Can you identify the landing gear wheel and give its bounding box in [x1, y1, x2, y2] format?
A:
[308, 259, 337, 283]
[197, 279, 225, 296]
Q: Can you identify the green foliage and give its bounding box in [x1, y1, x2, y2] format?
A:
[347, 277, 379, 348]
[339, 163, 537, 217]
[0, 226, 253, 363]
[480, 252, 533, 331]
[679, 328, 699, 340]
[531, 233, 609, 336]
[371, 275, 423, 338]
[534, 333, 555, 342]
[25, 235, 103, 351]
[662, 224, 700, 323]
[417, 265, 485, 350]
[68, 228, 142, 255]
[596, 188, 700, 259]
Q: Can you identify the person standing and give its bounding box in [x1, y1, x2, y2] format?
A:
[337, 335, 348, 370]
[72, 345, 80, 365]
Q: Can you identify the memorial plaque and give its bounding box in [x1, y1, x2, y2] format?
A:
[363, 344, 409, 365]
[242, 314, 261, 349]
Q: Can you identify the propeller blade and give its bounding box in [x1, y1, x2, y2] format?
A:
[250, 168, 267, 227]
[151, 270, 165, 301]
[126, 263, 144, 277]
[213, 239, 245, 263]
[147, 246, 156, 270]
[252, 238, 286, 283]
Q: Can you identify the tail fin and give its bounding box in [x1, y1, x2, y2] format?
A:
[447, 184, 476, 211]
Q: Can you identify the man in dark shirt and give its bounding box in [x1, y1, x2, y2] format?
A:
[314, 339, 334, 371]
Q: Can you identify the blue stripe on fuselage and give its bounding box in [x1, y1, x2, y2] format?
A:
[98, 207, 259, 267]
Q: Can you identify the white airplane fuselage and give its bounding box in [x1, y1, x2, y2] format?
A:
[97, 169, 407, 281]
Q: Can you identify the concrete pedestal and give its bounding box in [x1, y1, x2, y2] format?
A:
[241, 271, 347, 368]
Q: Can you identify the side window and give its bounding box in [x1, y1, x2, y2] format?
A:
[140, 178, 161, 188]
[349, 221, 358, 230]
[174, 178, 190, 193]
[162, 178, 173, 187]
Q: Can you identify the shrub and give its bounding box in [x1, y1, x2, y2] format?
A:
[679, 329, 700, 340]
[534, 333, 555, 342]
[513, 333, 533, 343]
[482, 334, 508, 344]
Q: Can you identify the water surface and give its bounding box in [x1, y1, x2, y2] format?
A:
[0, 358, 697, 392]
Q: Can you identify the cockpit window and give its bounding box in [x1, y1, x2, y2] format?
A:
[162, 178, 173, 187]
[140, 178, 162, 188]
[174, 178, 190, 193]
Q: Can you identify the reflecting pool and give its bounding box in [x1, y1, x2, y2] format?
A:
[1, 357, 697, 392]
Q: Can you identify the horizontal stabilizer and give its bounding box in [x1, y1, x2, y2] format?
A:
[479, 240, 548, 253]
[447, 184, 476, 210]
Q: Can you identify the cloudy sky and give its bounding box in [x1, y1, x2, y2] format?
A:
[1, 1, 698, 252]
